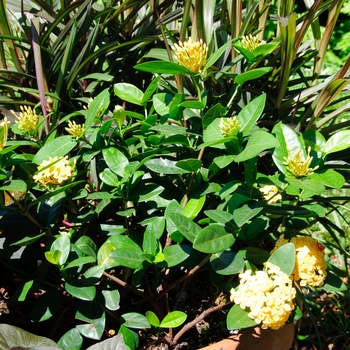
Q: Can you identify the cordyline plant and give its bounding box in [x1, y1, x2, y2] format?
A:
[0, 0, 350, 349]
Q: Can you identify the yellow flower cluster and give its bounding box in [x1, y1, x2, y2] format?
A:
[33, 156, 75, 188]
[283, 146, 319, 178]
[272, 235, 327, 287]
[65, 120, 85, 139]
[172, 37, 208, 74]
[241, 34, 261, 52]
[11, 105, 39, 133]
[220, 116, 240, 136]
[259, 185, 282, 204]
[230, 262, 296, 330]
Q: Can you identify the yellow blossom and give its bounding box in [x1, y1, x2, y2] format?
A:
[83, 97, 94, 110]
[33, 156, 75, 189]
[230, 262, 296, 330]
[283, 146, 319, 178]
[241, 34, 261, 52]
[65, 120, 85, 139]
[220, 116, 240, 136]
[0, 117, 10, 150]
[11, 105, 39, 133]
[271, 235, 327, 287]
[172, 37, 208, 74]
[259, 185, 282, 204]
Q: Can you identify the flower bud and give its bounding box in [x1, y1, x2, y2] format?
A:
[113, 105, 126, 129]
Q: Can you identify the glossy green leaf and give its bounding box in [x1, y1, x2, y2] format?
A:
[176, 159, 202, 172]
[235, 131, 279, 162]
[121, 312, 151, 329]
[202, 103, 226, 128]
[65, 282, 96, 301]
[76, 306, 105, 340]
[75, 236, 97, 259]
[210, 251, 245, 275]
[63, 256, 95, 270]
[169, 213, 201, 243]
[234, 67, 272, 85]
[118, 325, 138, 350]
[141, 76, 161, 104]
[135, 61, 192, 75]
[10, 232, 46, 246]
[17, 280, 34, 302]
[226, 304, 257, 330]
[236, 94, 266, 136]
[272, 122, 305, 174]
[159, 244, 192, 267]
[268, 243, 295, 276]
[183, 195, 205, 220]
[114, 83, 144, 106]
[50, 235, 70, 266]
[146, 311, 160, 327]
[142, 217, 165, 256]
[109, 248, 147, 269]
[193, 224, 235, 253]
[100, 168, 120, 187]
[0, 179, 27, 193]
[159, 311, 187, 328]
[58, 328, 83, 350]
[102, 289, 120, 311]
[102, 147, 129, 178]
[324, 130, 350, 155]
[145, 158, 189, 174]
[33, 136, 77, 165]
[203, 39, 233, 71]
[232, 202, 264, 227]
[85, 89, 110, 130]
[309, 169, 344, 189]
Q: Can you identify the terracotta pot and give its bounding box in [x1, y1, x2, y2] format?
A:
[199, 323, 295, 350]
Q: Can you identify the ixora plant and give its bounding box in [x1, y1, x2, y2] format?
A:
[1, 1, 350, 350]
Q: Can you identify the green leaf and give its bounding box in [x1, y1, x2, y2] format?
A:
[0, 179, 27, 193]
[141, 76, 161, 104]
[232, 202, 264, 227]
[118, 326, 138, 350]
[203, 39, 233, 71]
[33, 136, 77, 165]
[309, 169, 344, 189]
[226, 304, 258, 330]
[145, 158, 189, 174]
[114, 82, 144, 106]
[135, 61, 192, 75]
[85, 89, 110, 130]
[324, 130, 350, 154]
[63, 256, 95, 270]
[159, 311, 187, 328]
[183, 195, 205, 220]
[102, 289, 120, 311]
[58, 328, 83, 350]
[50, 235, 70, 266]
[121, 313, 151, 329]
[160, 244, 192, 268]
[145, 311, 160, 327]
[193, 224, 235, 253]
[75, 235, 97, 259]
[109, 248, 147, 269]
[176, 159, 202, 172]
[236, 94, 266, 136]
[268, 243, 295, 276]
[10, 232, 46, 246]
[210, 251, 245, 275]
[102, 147, 129, 178]
[169, 213, 201, 243]
[202, 103, 226, 128]
[76, 305, 105, 341]
[0, 324, 60, 349]
[65, 282, 96, 301]
[234, 67, 273, 85]
[272, 122, 305, 174]
[17, 280, 34, 302]
[235, 131, 279, 162]
[100, 168, 120, 187]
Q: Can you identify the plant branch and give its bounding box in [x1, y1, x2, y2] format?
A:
[171, 299, 234, 346]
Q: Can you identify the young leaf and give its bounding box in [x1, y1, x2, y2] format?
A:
[159, 311, 187, 328]
[114, 82, 144, 106]
[145, 311, 160, 327]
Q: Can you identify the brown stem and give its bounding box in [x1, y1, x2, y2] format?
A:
[171, 300, 234, 346]
[155, 255, 210, 301]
